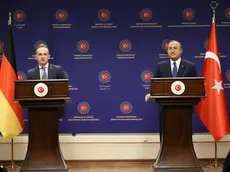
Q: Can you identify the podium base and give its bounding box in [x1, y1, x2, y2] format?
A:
[20, 167, 68, 172]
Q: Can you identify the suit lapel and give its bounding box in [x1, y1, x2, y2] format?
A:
[177, 60, 186, 77]
[167, 59, 173, 77]
[48, 64, 55, 79]
[34, 67, 40, 80]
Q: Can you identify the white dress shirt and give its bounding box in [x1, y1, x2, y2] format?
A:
[39, 63, 49, 80]
[170, 58, 181, 74]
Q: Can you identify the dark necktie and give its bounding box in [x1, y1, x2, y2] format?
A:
[41, 66, 48, 79]
[172, 61, 177, 77]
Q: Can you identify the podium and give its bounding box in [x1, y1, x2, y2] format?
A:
[14, 79, 70, 172]
[149, 77, 205, 172]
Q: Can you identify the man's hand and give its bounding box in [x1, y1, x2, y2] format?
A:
[145, 93, 151, 102]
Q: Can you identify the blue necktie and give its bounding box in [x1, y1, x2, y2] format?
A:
[172, 61, 177, 77]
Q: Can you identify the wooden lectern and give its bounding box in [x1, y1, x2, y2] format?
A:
[149, 77, 206, 172]
[14, 79, 70, 172]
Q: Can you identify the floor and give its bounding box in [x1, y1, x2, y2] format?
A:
[67, 161, 223, 172]
[4, 160, 224, 172]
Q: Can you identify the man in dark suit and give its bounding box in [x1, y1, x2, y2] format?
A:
[145, 40, 197, 141]
[26, 44, 66, 80]
[26, 43, 67, 118]
[145, 40, 197, 100]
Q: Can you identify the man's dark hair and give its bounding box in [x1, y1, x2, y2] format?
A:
[168, 40, 183, 49]
[35, 43, 48, 54]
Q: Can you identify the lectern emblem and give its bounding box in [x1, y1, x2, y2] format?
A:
[171, 81, 185, 95]
[34, 83, 48, 97]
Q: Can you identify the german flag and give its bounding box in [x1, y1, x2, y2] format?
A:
[0, 14, 24, 140]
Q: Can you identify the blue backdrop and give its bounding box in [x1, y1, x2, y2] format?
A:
[0, 0, 230, 134]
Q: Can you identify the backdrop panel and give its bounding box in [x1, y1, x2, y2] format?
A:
[0, 0, 229, 134]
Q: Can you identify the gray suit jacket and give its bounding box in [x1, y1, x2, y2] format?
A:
[26, 64, 66, 80]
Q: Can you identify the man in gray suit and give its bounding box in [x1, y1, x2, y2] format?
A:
[26, 43, 66, 80]
[26, 43, 67, 118]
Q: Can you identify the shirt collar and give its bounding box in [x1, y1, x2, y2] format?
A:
[170, 58, 181, 66]
[39, 63, 49, 69]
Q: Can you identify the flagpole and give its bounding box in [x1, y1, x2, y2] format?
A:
[6, 139, 21, 172]
[211, 1, 216, 22]
[5, 12, 21, 172]
[206, 141, 223, 169]
[205, 1, 223, 169]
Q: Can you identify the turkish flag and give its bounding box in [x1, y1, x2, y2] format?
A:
[196, 19, 229, 142]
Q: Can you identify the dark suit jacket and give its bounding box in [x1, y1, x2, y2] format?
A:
[154, 59, 197, 77]
[26, 64, 66, 80]
[26, 64, 67, 118]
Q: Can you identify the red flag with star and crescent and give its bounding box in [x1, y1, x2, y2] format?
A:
[196, 18, 229, 142]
